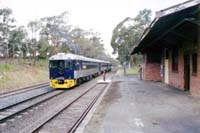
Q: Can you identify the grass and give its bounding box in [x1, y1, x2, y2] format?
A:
[35, 59, 49, 67]
[118, 66, 139, 75]
[0, 64, 16, 71]
[0, 59, 49, 94]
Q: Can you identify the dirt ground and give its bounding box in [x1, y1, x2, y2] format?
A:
[83, 74, 200, 133]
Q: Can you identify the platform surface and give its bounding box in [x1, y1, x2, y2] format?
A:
[97, 79, 111, 84]
[82, 74, 200, 133]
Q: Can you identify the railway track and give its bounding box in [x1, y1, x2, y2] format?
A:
[0, 82, 49, 98]
[0, 72, 115, 133]
[67, 84, 107, 133]
[0, 90, 65, 124]
[0, 84, 52, 110]
[33, 83, 107, 133]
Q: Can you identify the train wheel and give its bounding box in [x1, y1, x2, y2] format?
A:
[77, 79, 82, 85]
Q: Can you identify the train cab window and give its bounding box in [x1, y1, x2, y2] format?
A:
[49, 60, 57, 68]
[49, 60, 65, 68]
[58, 60, 65, 68]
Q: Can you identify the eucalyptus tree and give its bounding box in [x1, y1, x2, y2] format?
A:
[40, 11, 71, 55]
[69, 28, 86, 54]
[27, 20, 42, 61]
[111, 9, 152, 64]
[0, 8, 15, 59]
[37, 36, 50, 59]
[69, 28, 106, 59]
[9, 26, 27, 58]
[90, 33, 105, 59]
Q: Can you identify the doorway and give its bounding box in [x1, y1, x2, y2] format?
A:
[164, 60, 169, 84]
[184, 55, 190, 91]
[164, 49, 169, 84]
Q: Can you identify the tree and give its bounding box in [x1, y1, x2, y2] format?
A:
[40, 11, 71, 55]
[111, 9, 152, 64]
[9, 26, 27, 58]
[0, 8, 15, 59]
[27, 20, 45, 65]
[0, 9, 115, 66]
[69, 28, 106, 59]
[27, 20, 42, 61]
[37, 36, 50, 59]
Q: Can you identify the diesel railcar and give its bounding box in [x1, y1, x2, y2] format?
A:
[49, 53, 111, 89]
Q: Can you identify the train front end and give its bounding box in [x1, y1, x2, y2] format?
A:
[49, 59, 75, 89]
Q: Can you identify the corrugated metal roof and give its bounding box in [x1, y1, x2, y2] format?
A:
[131, 0, 200, 54]
[156, 0, 200, 18]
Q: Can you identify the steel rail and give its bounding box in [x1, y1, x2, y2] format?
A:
[0, 88, 53, 110]
[68, 84, 106, 133]
[0, 82, 49, 98]
[0, 90, 65, 124]
[30, 84, 98, 133]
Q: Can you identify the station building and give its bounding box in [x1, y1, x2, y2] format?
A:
[131, 0, 200, 95]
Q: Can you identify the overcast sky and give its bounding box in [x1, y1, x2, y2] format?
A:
[0, 0, 186, 56]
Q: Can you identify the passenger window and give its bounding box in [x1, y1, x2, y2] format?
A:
[82, 65, 87, 69]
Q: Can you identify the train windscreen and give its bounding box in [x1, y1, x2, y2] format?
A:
[49, 60, 72, 69]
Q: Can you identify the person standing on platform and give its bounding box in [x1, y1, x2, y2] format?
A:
[138, 64, 142, 80]
[103, 71, 106, 81]
[123, 62, 127, 75]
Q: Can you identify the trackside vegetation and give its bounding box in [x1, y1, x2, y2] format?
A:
[0, 59, 48, 93]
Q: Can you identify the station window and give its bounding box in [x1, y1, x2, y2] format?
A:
[192, 53, 197, 75]
[172, 48, 178, 72]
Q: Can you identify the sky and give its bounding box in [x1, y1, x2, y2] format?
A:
[0, 0, 186, 57]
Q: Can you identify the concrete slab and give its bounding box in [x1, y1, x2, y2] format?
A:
[80, 74, 200, 133]
[97, 79, 111, 84]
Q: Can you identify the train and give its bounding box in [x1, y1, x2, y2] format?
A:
[49, 53, 112, 89]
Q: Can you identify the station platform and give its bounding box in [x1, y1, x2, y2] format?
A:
[76, 73, 200, 133]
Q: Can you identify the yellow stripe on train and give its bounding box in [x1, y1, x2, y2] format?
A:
[50, 79, 75, 89]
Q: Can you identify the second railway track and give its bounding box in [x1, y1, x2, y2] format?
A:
[0, 85, 53, 110]
[0, 90, 65, 124]
[0, 82, 49, 98]
[33, 83, 107, 133]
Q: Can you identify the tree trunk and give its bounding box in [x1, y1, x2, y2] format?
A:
[12, 45, 15, 58]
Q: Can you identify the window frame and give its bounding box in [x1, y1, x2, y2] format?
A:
[172, 48, 179, 73]
[192, 53, 197, 76]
